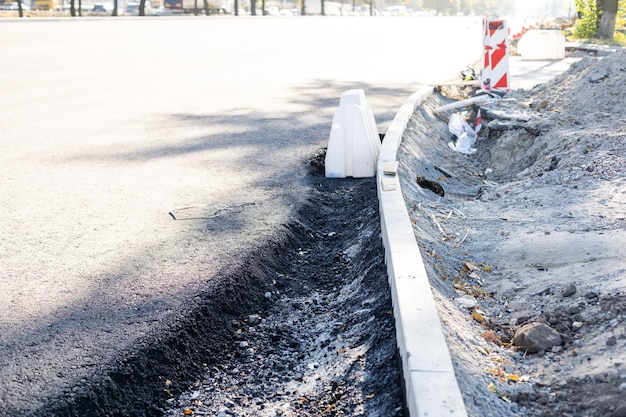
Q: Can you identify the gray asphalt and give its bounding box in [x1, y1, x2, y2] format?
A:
[0, 16, 482, 414]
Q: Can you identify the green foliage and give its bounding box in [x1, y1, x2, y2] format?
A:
[618, 0, 626, 28]
[574, 0, 626, 39]
[574, 0, 599, 38]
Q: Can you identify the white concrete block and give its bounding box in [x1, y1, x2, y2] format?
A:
[518, 30, 565, 60]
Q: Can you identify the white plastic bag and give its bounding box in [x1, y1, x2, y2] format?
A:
[448, 113, 477, 154]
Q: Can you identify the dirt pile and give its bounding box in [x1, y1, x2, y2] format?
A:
[477, 48, 626, 182]
[399, 48, 625, 416]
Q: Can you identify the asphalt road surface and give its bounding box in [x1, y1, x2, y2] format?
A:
[0, 16, 481, 415]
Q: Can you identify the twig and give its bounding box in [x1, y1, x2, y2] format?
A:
[169, 202, 255, 220]
[429, 214, 445, 234]
[434, 165, 455, 178]
[456, 229, 470, 247]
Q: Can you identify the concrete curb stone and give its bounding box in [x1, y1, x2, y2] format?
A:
[377, 87, 469, 417]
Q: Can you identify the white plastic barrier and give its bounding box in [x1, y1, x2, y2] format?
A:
[325, 89, 381, 178]
[518, 30, 565, 60]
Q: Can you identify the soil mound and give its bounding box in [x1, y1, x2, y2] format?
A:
[399, 48, 626, 417]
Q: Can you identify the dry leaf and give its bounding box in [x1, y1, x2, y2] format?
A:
[463, 261, 479, 271]
[481, 330, 496, 343]
[506, 373, 520, 382]
[487, 383, 511, 403]
[472, 311, 485, 322]
[471, 285, 489, 299]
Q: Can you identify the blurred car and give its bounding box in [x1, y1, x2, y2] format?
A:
[124, 1, 152, 15]
[91, 2, 112, 12]
[154, 5, 171, 14]
[0, 2, 31, 10]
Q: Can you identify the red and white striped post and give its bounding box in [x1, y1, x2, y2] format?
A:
[481, 17, 510, 93]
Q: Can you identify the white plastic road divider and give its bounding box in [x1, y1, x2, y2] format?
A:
[377, 87, 469, 417]
[518, 30, 566, 60]
[325, 89, 381, 178]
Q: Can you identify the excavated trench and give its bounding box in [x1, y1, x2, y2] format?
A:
[40, 153, 406, 417]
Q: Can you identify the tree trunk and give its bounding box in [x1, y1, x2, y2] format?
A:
[597, 0, 618, 38]
[111, 0, 118, 15]
[70, 0, 76, 16]
[250, 0, 255, 15]
[139, 0, 145, 15]
[234, 0, 238, 15]
[203, 0, 209, 15]
[18, 0, 23, 16]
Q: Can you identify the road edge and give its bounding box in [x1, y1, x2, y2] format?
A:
[377, 87, 469, 417]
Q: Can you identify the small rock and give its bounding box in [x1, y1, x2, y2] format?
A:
[513, 322, 563, 353]
[532, 99, 549, 111]
[620, 382, 626, 391]
[547, 156, 559, 171]
[607, 336, 618, 346]
[538, 287, 551, 296]
[585, 291, 599, 299]
[589, 68, 608, 83]
[454, 295, 479, 309]
[562, 283, 577, 297]
[245, 348, 255, 356]
[264, 292, 273, 300]
[248, 314, 261, 325]
[567, 305, 580, 315]
[239, 341, 249, 348]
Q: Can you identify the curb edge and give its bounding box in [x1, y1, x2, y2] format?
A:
[377, 87, 469, 417]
